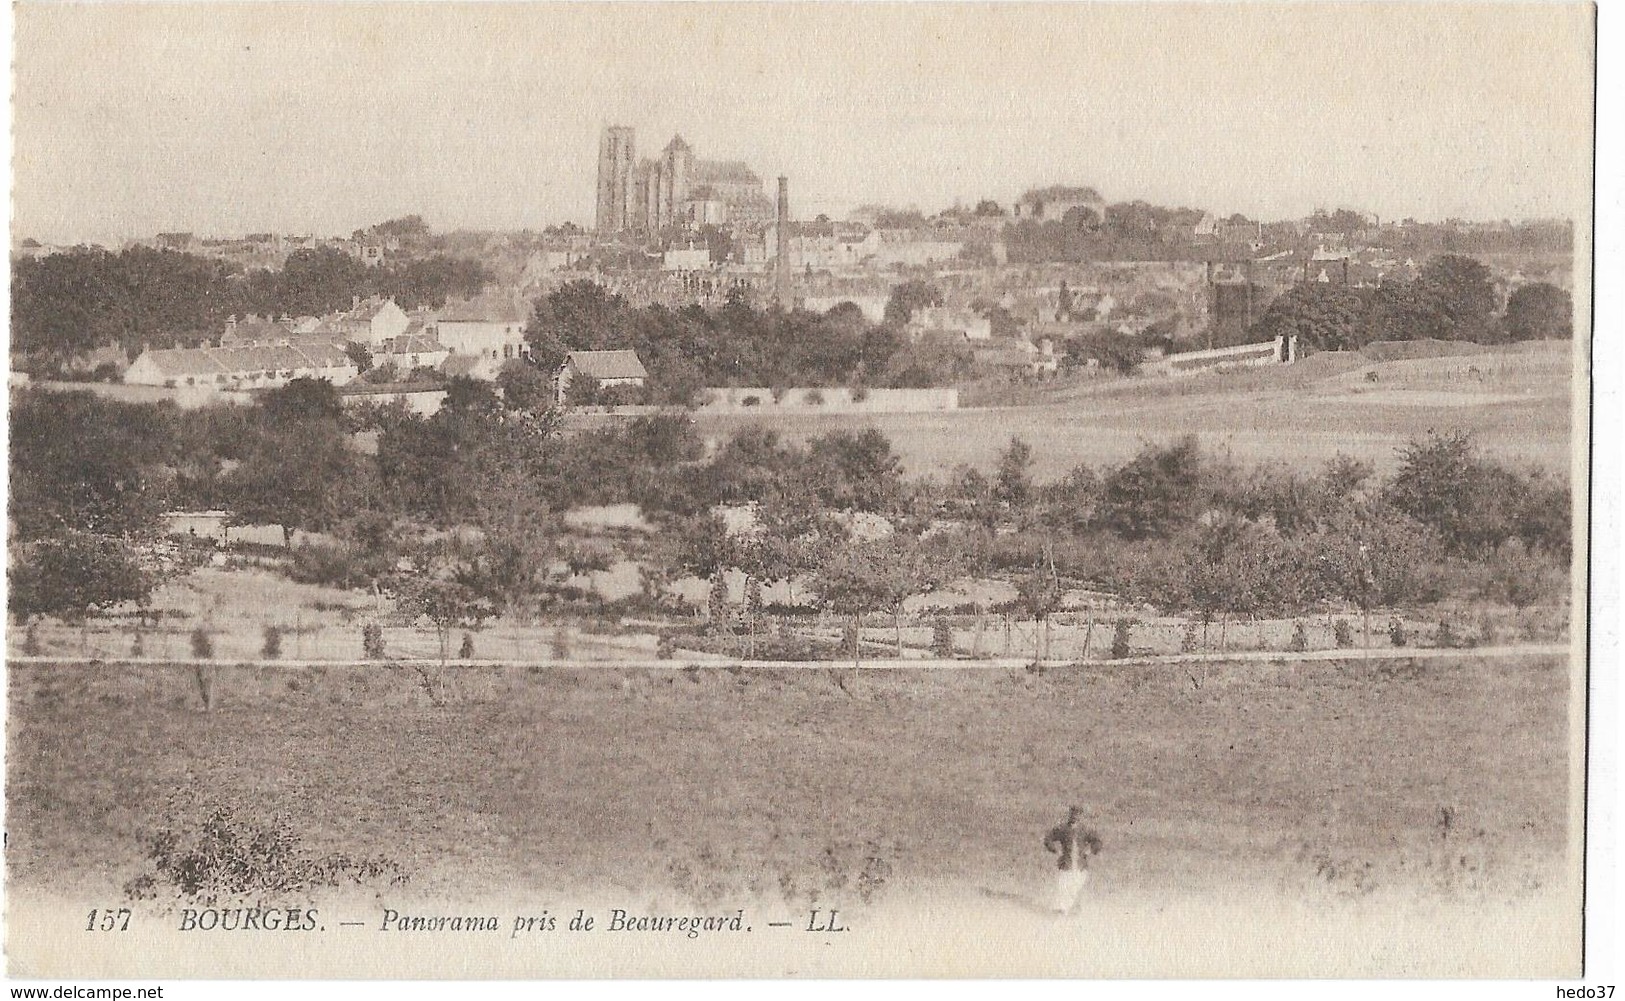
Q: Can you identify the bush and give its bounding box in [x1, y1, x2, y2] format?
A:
[458, 632, 475, 660]
[1332, 618, 1355, 648]
[551, 627, 572, 660]
[931, 617, 955, 658]
[122, 805, 407, 906]
[362, 622, 386, 660]
[1289, 620, 1309, 652]
[804, 389, 826, 406]
[741, 395, 761, 407]
[1388, 617, 1408, 647]
[1110, 618, 1136, 659]
[131, 632, 144, 657]
[190, 626, 214, 659]
[657, 633, 676, 660]
[1180, 621, 1199, 653]
[1436, 619, 1459, 649]
[23, 622, 41, 656]
[851, 384, 870, 403]
[262, 625, 283, 659]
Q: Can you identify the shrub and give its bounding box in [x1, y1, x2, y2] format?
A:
[851, 385, 870, 403]
[1332, 618, 1355, 648]
[1110, 618, 1135, 659]
[122, 805, 407, 906]
[1388, 617, 1408, 647]
[1180, 621, 1199, 653]
[262, 625, 283, 659]
[657, 633, 676, 660]
[131, 632, 145, 657]
[931, 617, 955, 658]
[458, 632, 475, 660]
[1436, 619, 1459, 649]
[551, 627, 572, 660]
[23, 622, 41, 656]
[804, 388, 826, 406]
[362, 622, 386, 660]
[1289, 620, 1309, 652]
[741, 395, 761, 407]
[190, 626, 214, 659]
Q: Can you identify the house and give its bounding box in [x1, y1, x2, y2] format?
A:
[971, 338, 1057, 379]
[907, 306, 992, 342]
[125, 343, 358, 390]
[313, 297, 410, 346]
[556, 349, 649, 404]
[436, 292, 531, 365]
[374, 331, 450, 374]
[1012, 186, 1105, 225]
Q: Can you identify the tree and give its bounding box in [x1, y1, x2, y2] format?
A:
[226, 420, 366, 545]
[1252, 283, 1368, 353]
[1418, 254, 1497, 341]
[883, 280, 943, 327]
[801, 430, 905, 513]
[1385, 431, 1545, 557]
[8, 531, 153, 625]
[387, 546, 495, 701]
[259, 377, 344, 425]
[1094, 437, 1205, 540]
[1503, 282, 1572, 341]
[344, 341, 374, 375]
[496, 359, 554, 413]
[995, 436, 1035, 514]
[8, 389, 170, 540]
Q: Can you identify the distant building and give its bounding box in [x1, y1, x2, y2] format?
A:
[125, 343, 357, 390]
[596, 126, 774, 234]
[596, 125, 638, 233]
[663, 244, 712, 271]
[312, 297, 410, 346]
[907, 306, 992, 342]
[1013, 186, 1105, 225]
[436, 292, 531, 365]
[556, 349, 649, 404]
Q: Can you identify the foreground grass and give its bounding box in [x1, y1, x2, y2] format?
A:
[7, 657, 1569, 908]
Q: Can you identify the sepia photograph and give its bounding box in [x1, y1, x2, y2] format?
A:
[2, 1, 1603, 985]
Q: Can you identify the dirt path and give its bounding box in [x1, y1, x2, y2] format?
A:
[6, 642, 1572, 671]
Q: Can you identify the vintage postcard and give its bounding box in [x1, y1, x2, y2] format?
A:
[3, 1, 1600, 984]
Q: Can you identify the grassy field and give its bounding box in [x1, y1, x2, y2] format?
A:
[693, 342, 1576, 481]
[5, 653, 1577, 976]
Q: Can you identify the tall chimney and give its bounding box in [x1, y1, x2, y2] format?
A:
[775, 176, 790, 306]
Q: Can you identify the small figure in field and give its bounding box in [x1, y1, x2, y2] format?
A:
[1043, 806, 1102, 915]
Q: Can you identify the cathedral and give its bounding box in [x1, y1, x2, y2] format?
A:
[596, 126, 774, 234]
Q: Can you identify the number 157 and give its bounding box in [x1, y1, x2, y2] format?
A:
[86, 908, 131, 931]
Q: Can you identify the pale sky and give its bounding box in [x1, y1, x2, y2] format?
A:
[8, 2, 1596, 245]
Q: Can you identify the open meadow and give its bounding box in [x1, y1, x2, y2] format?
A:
[690, 341, 1576, 481]
[5, 652, 1577, 977]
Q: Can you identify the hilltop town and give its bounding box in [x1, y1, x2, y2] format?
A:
[11, 124, 1573, 412]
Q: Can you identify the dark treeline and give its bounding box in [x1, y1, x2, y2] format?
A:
[1251, 255, 1571, 352]
[11, 247, 491, 371]
[525, 280, 968, 405]
[9, 379, 1570, 628]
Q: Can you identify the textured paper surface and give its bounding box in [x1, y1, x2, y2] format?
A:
[4, 1, 1598, 982]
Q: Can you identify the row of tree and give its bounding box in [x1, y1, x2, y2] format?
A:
[522, 280, 970, 404]
[11, 246, 491, 372]
[1251, 255, 1571, 352]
